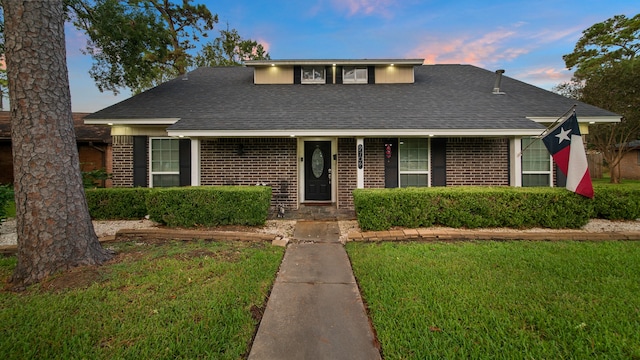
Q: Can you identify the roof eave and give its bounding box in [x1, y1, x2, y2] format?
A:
[245, 59, 425, 67]
[527, 116, 621, 124]
[84, 118, 180, 125]
[166, 128, 545, 138]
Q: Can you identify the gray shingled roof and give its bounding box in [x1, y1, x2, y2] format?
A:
[85, 64, 619, 133]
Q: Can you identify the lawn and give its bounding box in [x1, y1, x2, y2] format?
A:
[0, 240, 284, 359]
[347, 241, 640, 359]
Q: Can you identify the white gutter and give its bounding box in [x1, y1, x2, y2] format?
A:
[166, 128, 545, 138]
[527, 116, 621, 123]
[84, 118, 181, 125]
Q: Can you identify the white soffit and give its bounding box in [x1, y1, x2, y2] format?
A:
[84, 118, 180, 125]
[167, 128, 545, 138]
[527, 116, 621, 123]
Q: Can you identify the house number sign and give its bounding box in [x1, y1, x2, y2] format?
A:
[357, 144, 364, 169]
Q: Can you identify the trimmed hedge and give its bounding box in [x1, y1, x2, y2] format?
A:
[592, 185, 640, 220]
[86, 188, 151, 220]
[354, 187, 601, 231]
[146, 186, 272, 227]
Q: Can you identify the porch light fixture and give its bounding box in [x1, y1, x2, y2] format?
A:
[237, 143, 245, 156]
[271, 63, 275, 66]
[589, 121, 596, 124]
[107, 122, 113, 126]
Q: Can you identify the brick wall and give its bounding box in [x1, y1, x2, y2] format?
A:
[200, 138, 298, 210]
[337, 138, 356, 209]
[620, 150, 640, 180]
[446, 138, 509, 186]
[111, 135, 134, 187]
[0, 142, 13, 184]
[337, 138, 386, 210]
[364, 138, 386, 188]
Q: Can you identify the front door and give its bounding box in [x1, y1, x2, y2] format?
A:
[304, 141, 332, 201]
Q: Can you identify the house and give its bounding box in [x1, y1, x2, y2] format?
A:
[618, 140, 640, 180]
[84, 59, 620, 210]
[0, 112, 113, 186]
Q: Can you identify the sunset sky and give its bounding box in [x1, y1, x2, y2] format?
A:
[64, 0, 639, 112]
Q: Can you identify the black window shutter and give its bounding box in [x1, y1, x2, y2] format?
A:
[325, 66, 333, 84]
[384, 138, 399, 188]
[367, 66, 375, 84]
[555, 163, 566, 187]
[179, 139, 191, 186]
[293, 65, 301, 84]
[335, 66, 343, 84]
[431, 138, 447, 186]
[133, 136, 148, 187]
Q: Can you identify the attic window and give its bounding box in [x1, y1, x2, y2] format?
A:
[343, 66, 368, 84]
[301, 66, 325, 84]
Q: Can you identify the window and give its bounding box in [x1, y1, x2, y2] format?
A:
[343, 66, 368, 83]
[150, 138, 180, 187]
[301, 66, 325, 84]
[521, 137, 551, 186]
[399, 138, 429, 187]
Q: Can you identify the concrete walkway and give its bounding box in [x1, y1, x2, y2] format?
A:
[248, 221, 381, 360]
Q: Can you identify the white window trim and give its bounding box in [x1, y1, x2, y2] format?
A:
[149, 137, 180, 188]
[521, 138, 553, 187]
[342, 66, 368, 84]
[398, 137, 431, 188]
[301, 66, 325, 84]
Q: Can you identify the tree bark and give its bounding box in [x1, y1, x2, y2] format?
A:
[4, 0, 113, 287]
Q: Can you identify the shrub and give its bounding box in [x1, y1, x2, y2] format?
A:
[0, 184, 13, 221]
[592, 186, 640, 220]
[146, 186, 271, 227]
[354, 187, 595, 231]
[86, 188, 151, 220]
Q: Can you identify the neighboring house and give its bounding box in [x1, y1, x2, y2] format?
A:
[0, 112, 112, 186]
[619, 140, 640, 180]
[84, 59, 620, 210]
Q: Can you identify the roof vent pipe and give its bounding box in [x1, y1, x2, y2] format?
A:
[493, 69, 505, 94]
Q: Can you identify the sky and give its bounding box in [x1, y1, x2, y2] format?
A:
[64, 0, 639, 112]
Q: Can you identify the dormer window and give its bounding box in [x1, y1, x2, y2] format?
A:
[301, 66, 325, 84]
[343, 67, 368, 84]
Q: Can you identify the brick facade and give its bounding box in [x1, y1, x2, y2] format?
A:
[337, 138, 388, 209]
[200, 138, 298, 210]
[620, 150, 640, 180]
[111, 135, 135, 187]
[337, 138, 356, 209]
[446, 138, 509, 186]
[110, 135, 512, 210]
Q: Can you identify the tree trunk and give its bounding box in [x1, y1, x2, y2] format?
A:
[4, 0, 113, 287]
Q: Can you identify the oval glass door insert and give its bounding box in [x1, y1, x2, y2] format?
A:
[311, 147, 324, 178]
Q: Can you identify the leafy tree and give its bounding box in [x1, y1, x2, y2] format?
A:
[67, 0, 218, 94]
[194, 26, 270, 67]
[4, 0, 112, 287]
[562, 14, 640, 183]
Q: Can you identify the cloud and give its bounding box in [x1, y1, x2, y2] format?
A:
[329, 0, 397, 17]
[408, 29, 530, 67]
[515, 67, 573, 88]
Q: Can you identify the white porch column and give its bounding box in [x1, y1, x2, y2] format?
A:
[190, 138, 200, 186]
[510, 137, 522, 187]
[356, 137, 365, 189]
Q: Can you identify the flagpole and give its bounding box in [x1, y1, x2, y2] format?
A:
[519, 104, 577, 156]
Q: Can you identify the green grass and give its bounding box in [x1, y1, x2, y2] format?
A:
[347, 241, 640, 359]
[592, 177, 640, 186]
[0, 240, 284, 359]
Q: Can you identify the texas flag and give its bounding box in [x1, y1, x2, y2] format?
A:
[542, 113, 594, 198]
